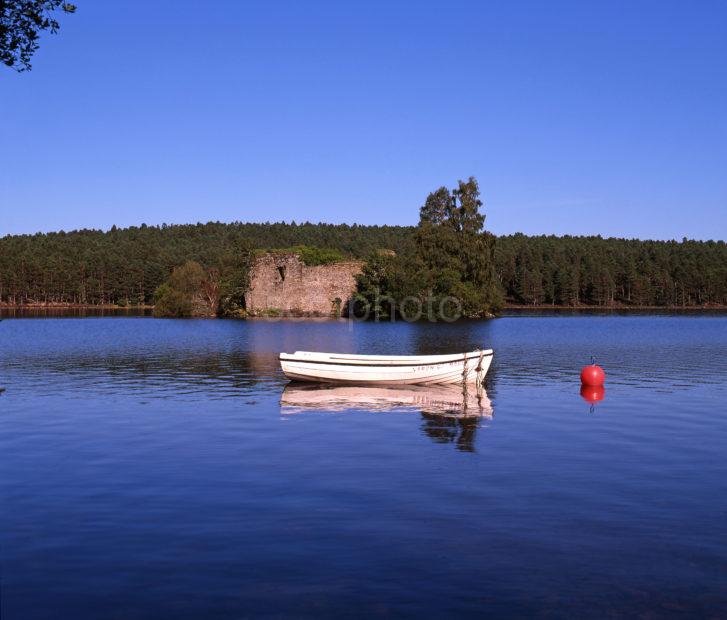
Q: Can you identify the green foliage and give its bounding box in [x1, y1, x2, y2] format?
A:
[353, 251, 425, 320]
[260, 245, 346, 266]
[152, 251, 254, 318]
[355, 177, 503, 320]
[152, 261, 208, 318]
[168, 260, 206, 296]
[297, 246, 345, 266]
[152, 283, 192, 318]
[1, 0, 76, 71]
[217, 243, 254, 317]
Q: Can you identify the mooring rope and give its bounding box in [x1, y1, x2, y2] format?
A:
[474, 349, 485, 385]
[462, 349, 486, 385]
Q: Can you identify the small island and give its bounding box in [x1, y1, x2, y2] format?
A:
[1, 176, 726, 319]
[0, 178, 727, 320]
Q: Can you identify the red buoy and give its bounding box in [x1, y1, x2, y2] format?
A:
[580, 358, 605, 387]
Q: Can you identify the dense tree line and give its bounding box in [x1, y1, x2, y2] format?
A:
[496, 234, 727, 307]
[0, 222, 412, 306]
[1, 220, 725, 309]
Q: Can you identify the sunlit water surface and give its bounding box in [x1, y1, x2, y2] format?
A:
[1, 316, 727, 618]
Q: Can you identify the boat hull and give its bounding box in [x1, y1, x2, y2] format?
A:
[279, 350, 493, 385]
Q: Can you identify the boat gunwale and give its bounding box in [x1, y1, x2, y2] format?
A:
[280, 349, 493, 368]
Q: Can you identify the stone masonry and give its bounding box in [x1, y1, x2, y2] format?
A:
[245, 253, 364, 316]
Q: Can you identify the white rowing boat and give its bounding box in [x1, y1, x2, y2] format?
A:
[279, 349, 493, 385]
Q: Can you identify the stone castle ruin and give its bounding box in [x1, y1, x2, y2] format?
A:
[244, 253, 364, 317]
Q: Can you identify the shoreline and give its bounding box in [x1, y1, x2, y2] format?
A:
[502, 304, 727, 312]
[2, 303, 727, 316]
[0, 304, 154, 310]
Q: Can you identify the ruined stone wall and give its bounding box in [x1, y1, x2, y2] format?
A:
[245, 253, 364, 316]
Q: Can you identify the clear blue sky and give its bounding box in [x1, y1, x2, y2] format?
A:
[1, 0, 726, 240]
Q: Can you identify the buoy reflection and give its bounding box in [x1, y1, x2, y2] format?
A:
[580, 384, 606, 413]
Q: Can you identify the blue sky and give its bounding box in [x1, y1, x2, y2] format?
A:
[1, 0, 725, 239]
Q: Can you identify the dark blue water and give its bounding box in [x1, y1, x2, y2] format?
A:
[2, 316, 727, 618]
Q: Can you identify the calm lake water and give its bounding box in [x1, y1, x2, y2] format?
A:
[2, 315, 727, 618]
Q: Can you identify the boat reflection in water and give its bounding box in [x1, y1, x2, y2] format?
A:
[281, 383, 493, 417]
[280, 383, 494, 451]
